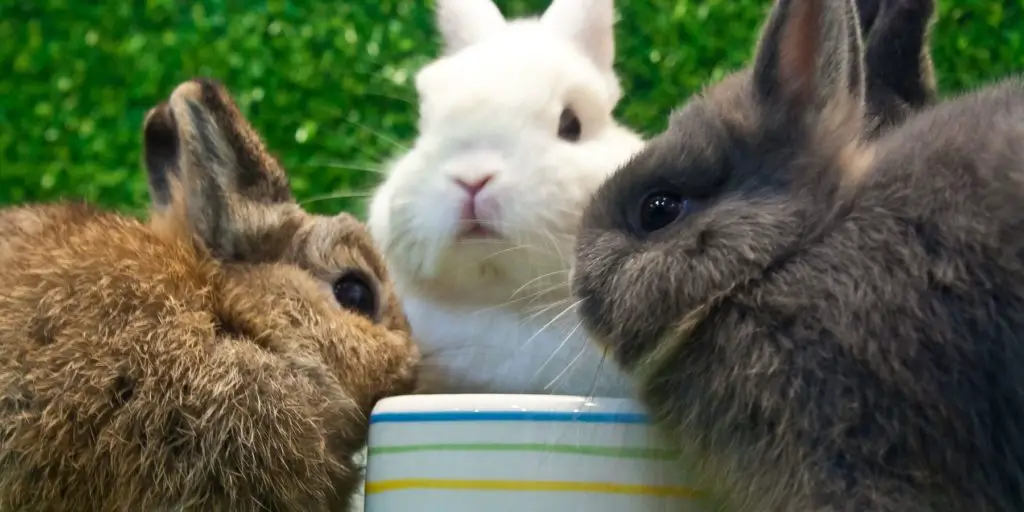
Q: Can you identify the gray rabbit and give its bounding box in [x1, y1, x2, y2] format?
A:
[571, 0, 1024, 509]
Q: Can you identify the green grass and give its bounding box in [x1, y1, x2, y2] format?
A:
[1, 0, 1021, 218]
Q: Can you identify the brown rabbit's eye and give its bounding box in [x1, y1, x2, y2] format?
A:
[558, 107, 582, 142]
[333, 271, 378, 320]
[639, 192, 689, 233]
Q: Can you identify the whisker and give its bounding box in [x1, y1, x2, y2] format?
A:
[532, 318, 580, 381]
[302, 161, 388, 175]
[470, 296, 537, 314]
[585, 348, 611, 401]
[521, 298, 583, 349]
[523, 297, 575, 323]
[510, 269, 570, 299]
[299, 190, 375, 205]
[542, 320, 586, 390]
[472, 289, 566, 316]
[534, 225, 568, 264]
[358, 90, 417, 105]
[339, 118, 409, 151]
[475, 244, 540, 262]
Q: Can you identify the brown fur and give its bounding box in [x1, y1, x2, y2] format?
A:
[0, 78, 419, 511]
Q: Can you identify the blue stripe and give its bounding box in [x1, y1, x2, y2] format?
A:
[369, 411, 650, 425]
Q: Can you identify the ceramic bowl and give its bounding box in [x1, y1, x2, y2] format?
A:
[362, 394, 710, 511]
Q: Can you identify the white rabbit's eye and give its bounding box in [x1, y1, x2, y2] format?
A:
[558, 107, 582, 142]
[333, 271, 379, 321]
[638, 192, 690, 233]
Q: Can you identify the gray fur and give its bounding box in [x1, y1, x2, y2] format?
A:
[571, 0, 1024, 509]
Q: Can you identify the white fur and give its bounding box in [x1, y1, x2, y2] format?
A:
[367, 0, 644, 398]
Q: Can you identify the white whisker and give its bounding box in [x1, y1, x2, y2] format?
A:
[585, 348, 611, 401]
[510, 269, 570, 299]
[543, 320, 586, 391]
[521, 298, 583, 349]
[340, 118, 409, 151]
[303, 161, 388, 175]
[299, 190, 374, 205]
[523, 297, 574, 323]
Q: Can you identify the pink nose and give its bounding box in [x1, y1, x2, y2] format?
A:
[454, 175, 493, 222]
[454, 175, 493, 198]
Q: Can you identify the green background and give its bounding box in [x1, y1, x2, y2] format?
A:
[1, 0, 1021, 218]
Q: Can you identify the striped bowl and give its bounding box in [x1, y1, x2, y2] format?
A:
[363, 394, 709, 511]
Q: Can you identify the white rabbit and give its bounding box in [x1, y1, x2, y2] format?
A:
[367, 0, 644, 398]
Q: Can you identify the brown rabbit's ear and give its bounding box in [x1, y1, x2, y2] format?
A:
[142, 102, 179, 211]
[751, 0, 866, 126]
[143, 78, 297, 261]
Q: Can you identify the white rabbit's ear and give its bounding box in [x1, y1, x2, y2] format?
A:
[541, 0, 616, 71]
[435, 0, 507, 54]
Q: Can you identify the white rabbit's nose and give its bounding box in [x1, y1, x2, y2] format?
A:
[454, 174, 501, 239]
[453, 174, 493, 198]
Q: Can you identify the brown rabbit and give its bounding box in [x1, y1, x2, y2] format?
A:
[572, 0, 1024, 509]
[0, 78, 419, 511]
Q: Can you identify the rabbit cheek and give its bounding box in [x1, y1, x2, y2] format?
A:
[573, 236, 658, 370]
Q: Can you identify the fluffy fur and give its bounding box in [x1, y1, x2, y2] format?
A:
[0, 78, 419, 511]
[367, 0, 642, 396]
[572, 0, 1024, 508]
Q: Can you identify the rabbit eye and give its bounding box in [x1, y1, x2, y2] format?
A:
[558, 107, 582, 142]
[639, 192, 690, 233]
[332, 271, 378, 320]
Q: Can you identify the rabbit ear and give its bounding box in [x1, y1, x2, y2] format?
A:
[541, 0, 617, 72]
[435, 0, 507, 54]
[142, 102, 179, 211]
[143, 78, 297, 261]
[854, 0, 883, 34]
[863, 0, 937, 109]
[751, 0, 866, 125]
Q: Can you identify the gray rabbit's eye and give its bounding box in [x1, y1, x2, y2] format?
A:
[638, 192, 690, 233]
[333, 271, 379, 321]
[558, 107, 581, 142]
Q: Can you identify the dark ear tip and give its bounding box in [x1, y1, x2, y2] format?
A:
[143, 102, 170, 131]
[168, 77, 233, 112]
[142, 101, 179, 208]
[169, 80, 204, 105]
[854, 0, 882, 31]
[143, 102, 177, 162]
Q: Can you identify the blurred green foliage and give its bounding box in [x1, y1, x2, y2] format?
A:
[1, 0, 1021, 217]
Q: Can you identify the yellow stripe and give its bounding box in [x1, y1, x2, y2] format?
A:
[365, 478, 703, 498]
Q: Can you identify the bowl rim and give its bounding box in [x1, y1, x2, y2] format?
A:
[369, 394, 651, 425]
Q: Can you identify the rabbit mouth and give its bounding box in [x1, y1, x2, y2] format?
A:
[456, 220, 502, 240]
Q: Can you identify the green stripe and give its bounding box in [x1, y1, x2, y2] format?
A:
[368, 443, 682, 461]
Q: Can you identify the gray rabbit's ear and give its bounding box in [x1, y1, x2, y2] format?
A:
[854, 0, 883, 34]
[751, 0, 866, 125]
[143, 78, 297, 261]
[862, 0, 937, 111]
